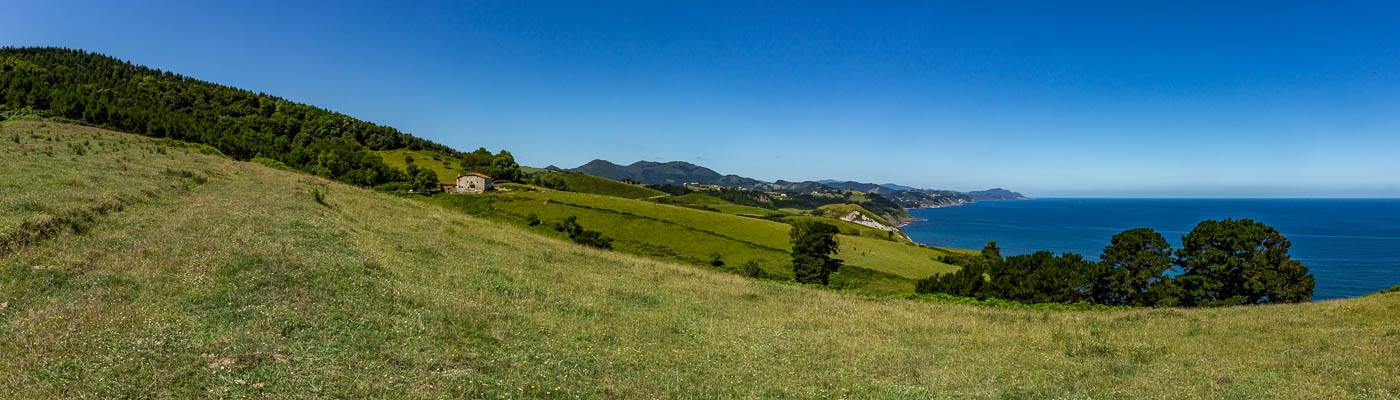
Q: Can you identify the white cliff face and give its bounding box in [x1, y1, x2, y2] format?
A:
[839, 210, 912, 241]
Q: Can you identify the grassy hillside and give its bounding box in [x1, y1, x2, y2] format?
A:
[786, 215, 913, 244]
[375, 149, 467, 182]
[816, 203, 895, 227]
[658, 193, 791, 217]
[487, 189, 958, 283]
[0, 48, 454, 188]
[2, 122, 1398, 398]
[530, 171, 667, 199]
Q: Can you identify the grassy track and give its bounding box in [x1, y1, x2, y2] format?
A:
[2, 122, 1398, 398]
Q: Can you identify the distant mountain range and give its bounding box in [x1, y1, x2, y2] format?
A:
[565, 159, 1028, 205]
[569, 160, 768, 188]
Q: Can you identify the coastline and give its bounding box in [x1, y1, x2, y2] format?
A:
[898, 198, 1034, 227]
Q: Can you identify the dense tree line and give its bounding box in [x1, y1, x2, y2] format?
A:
[0, 47, 461, 186]
[918, 219, 1315, 307]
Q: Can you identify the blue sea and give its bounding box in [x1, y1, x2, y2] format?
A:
[902, 198, 1400, 300]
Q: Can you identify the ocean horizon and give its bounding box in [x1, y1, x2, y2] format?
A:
[902, 198, 1400, 300]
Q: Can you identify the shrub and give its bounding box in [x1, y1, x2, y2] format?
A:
[709, 252, 725, 267]
[570, 230, 614, 250]
[524, 213, 541, 226]
[311, 186, 328, 207]
[737, 261, 767, 279]
[558, 216, 613, 249]
[1371, 285, 1400, 296]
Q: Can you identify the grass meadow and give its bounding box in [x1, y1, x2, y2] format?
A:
[376, 148, 467, 182]
[658, 193, 792, 217]
[529, 171, 667, 199]
[1, 122, 1397, 398]
[487, 189, 961, 284]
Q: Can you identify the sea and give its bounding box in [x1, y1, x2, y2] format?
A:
[902, 198, 1400, 300]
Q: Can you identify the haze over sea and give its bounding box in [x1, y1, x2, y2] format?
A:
[902, 198, 1400, 300]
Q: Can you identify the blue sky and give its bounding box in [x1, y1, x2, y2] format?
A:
[5, 1, 1398, 197]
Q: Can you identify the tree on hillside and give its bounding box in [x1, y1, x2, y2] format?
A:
[490, 150, 521, 182]
[1174, 219, 1314, 306]
[790, 220, 842, 284]
[981, 240, 1002, 261]
[403, 164, 438, 193]
[983, 251, 1099, 304]
[1096, 228, 1177, 306]
[916, 257, 990, 298]
[460, 147, 493, 173]
[557, 216, 613, 249]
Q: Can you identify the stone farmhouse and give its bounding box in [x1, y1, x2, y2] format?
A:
[440, 173, 493, 194]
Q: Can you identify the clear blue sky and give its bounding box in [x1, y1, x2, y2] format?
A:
[6, 1, 1398, 197]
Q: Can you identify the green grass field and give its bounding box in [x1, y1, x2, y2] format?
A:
[786, 215, 912, 243]
[659, 193, 791, 217]
[529, 170, 667, 199]
[3, 122, 1398, 398]
[485, 193, 796, 277]
[375, 148, 467, 182]
[488, 189, 959, 282]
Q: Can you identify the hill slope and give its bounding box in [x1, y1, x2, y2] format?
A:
[570, 159, 766, 187]
[528, 170, 667, 199]
[3, 122, 1398, 398]
[0, 47, 458, 187]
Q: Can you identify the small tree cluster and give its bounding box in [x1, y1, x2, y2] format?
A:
[917, 219, 1315, 307]
[403, 163, 439, 193]
[556, 216, 613, 250]
[490, 150, 521, 182]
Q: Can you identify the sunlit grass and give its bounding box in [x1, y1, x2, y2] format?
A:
[1, 122, 1397, 398]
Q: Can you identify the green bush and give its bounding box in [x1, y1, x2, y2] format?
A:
[737, 261, 767, 279]
[524, 212, 541, 226]
[709, 252, 725, 267]
[558, 216, 613, 249]
[311, 186, 328, 207]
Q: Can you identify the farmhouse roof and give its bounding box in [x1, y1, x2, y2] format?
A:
[459, 173, 492, 179]
[440, 182, 457, 186]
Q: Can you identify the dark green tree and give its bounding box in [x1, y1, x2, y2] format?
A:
[1097, 228, 1176, 306]
[790, 220, 841, 284]
[557, 216, 613, 249]
[460, 147, 494, 173]
[490, 150, 521, 182]
[981, 240, 1002, 260]
[984, 251, 1099, 304]
[915, 258, 989, 298]
[1175, 219, 1314, 306]
[408, 166, 438, 193]
[709, 252, 725, 267]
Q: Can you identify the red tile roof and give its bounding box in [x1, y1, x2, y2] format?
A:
[459, 173, 492, 179]
[440, 182, 457, 186]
